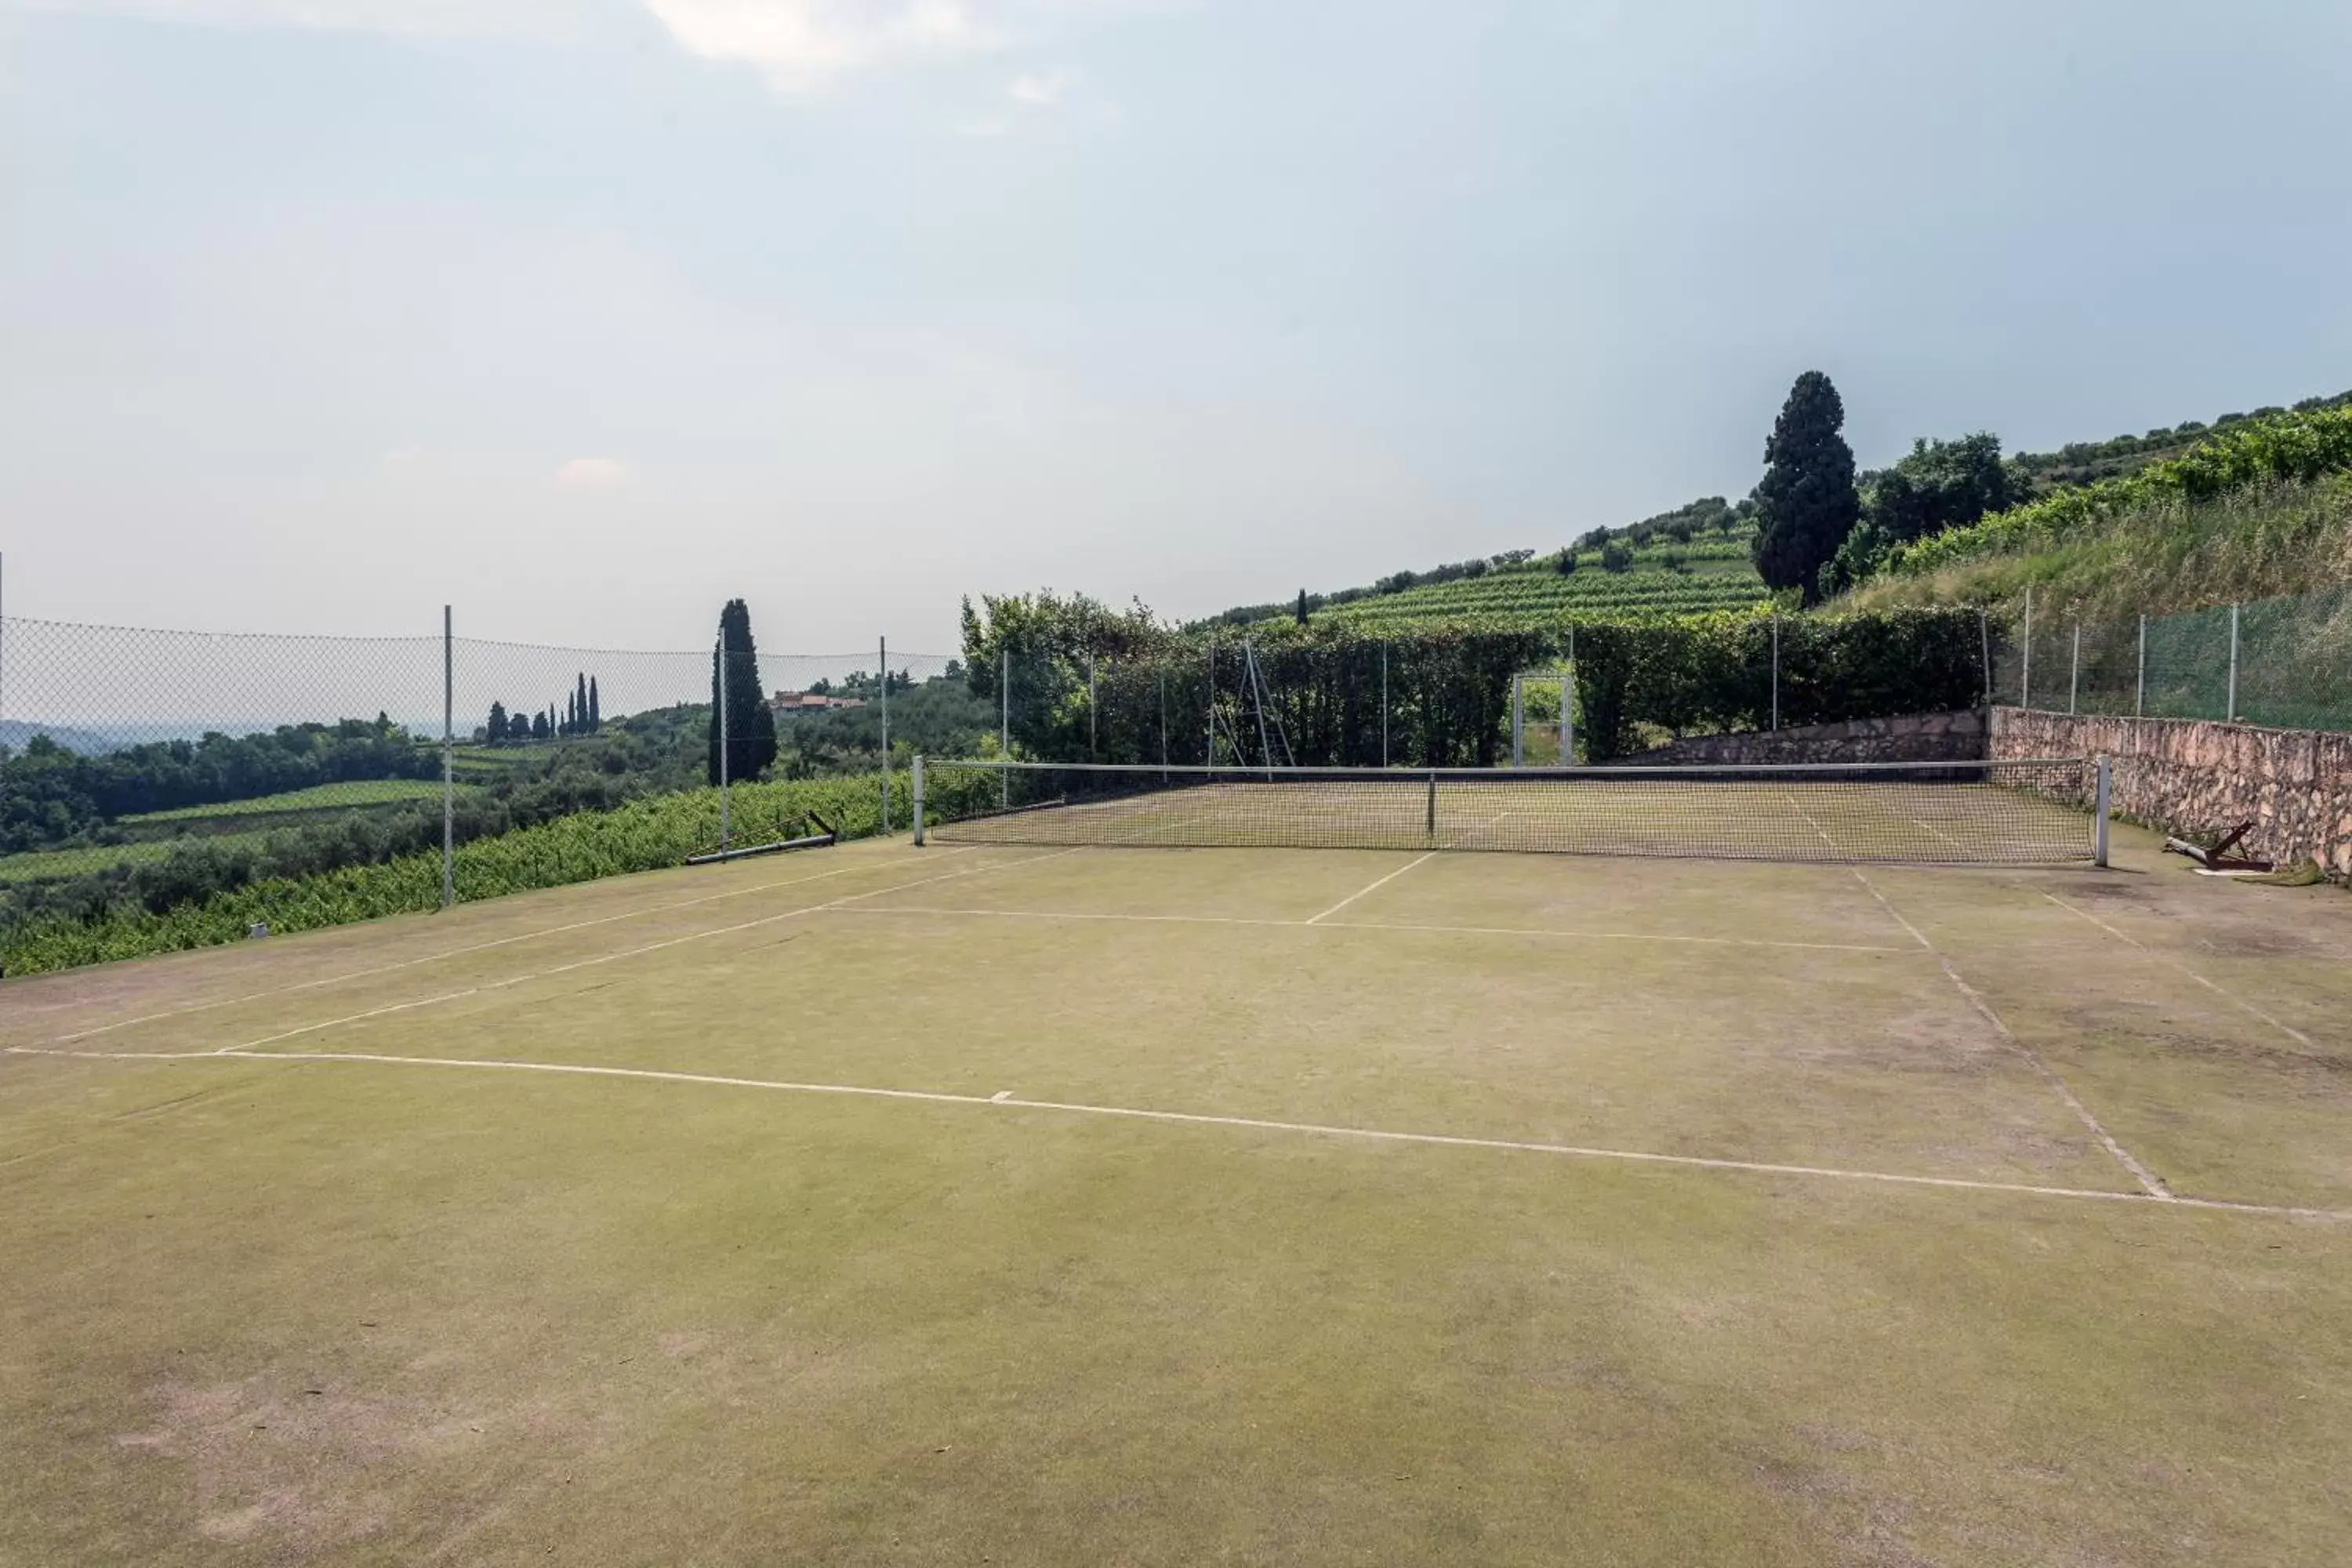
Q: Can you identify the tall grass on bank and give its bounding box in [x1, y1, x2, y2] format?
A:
[0, 771, 967, 978]
[1846, 473, 2352, 622]
[1882, 404, 2352, 587]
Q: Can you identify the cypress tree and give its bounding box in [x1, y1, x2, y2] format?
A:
[709, 599, 779, 786]
[1751, 370, 1861, 606]
[588, 676, 601, 733]
[487, 699, 508, 744]
[1295, 589, 1309, 626]
[531, 709, 550, 741]
[575, 673, 590, 735]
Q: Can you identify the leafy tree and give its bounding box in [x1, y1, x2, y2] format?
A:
[530, 710, 551, 741]
[1871, 432, 2009, 546]
[1751, 371, 1860, 606]
[487, 700, 508, 744]
[1555, 550, 1577, 575]
[1826, 431, 2009, 593]
[708, 598, 779, 786]
[1599, 540, 1633, 573]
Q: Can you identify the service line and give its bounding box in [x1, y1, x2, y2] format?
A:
[827, 904, 1918, 955]
[9, 1044, 2343, 1223]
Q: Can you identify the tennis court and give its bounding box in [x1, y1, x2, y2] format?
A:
[3, 809, 2349, 1564]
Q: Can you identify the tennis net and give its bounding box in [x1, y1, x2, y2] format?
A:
[913, 758, 2108, 866]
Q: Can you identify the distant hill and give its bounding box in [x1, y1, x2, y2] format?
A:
[1206, 387, 2352, 630]
[0, 720, 118, 755]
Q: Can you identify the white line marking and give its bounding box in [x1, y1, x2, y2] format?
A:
[1305, 852, 1438, 924]
[1851, 869, 2172, 1200]
[11, 1044, 2341, 1222]
[827, 905, 1917, 955]
[216, 849, 1080, 1056]
[2029, 886, 2319, 1051]
[45, 848, 988, 1046]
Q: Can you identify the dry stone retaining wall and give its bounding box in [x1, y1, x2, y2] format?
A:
[1991, 708, 2352, 877]
[1611, 710, 1987, 767]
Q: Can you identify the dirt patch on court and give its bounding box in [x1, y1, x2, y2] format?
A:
[114, 1377, 492, 1553]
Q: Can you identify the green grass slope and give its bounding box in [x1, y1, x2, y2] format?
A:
[1849, 406, 2352, 621]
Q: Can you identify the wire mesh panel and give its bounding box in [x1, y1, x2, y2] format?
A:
[2237, 584, 2352, 731]
[0, 617, 448, 891]
[919, 758, 2100, 865]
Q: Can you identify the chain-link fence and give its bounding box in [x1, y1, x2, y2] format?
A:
[1993, 583, 2352, 730]
[0, 612, 962, 975]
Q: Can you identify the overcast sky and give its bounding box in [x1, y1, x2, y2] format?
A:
[3, 0, 2349, 655]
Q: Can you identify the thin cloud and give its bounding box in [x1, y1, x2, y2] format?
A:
[642, 0, 993, 94]
[1007, 69, 1072, 107]
[14, 0, 579, 37]
[553, 458, 633, 489]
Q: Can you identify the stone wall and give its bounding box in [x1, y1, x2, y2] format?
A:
[1611, 710, 1987, 767]
[1991, 707, 2352, 876]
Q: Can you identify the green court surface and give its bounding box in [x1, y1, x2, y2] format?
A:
[3, 829, 2348, 1564]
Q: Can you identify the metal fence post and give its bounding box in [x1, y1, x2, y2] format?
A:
[1087, 652, 1098, 760]
[1000, 645, 1011, 807]
[2136, 614, 2147, 718]
[2094, 756, 2111, 869]
[1205, 637, 1216, 768]
[1979, 608, 1992, 710]
[911, 754, 925, 848]
[2020, 586, 2033, 708]
[717, 633, 731, 853]
[1560, 670, 1572, 767]
[1380, 641, 1389, 768]
[441, 605, 455, 910]
[1770, 613, 1780, 732]
[2069, 622, 2080, 716]
[2227, 603, 2240, 722]
[1511, 673, 1524, 768]
[1158, 668, 1167, 780]
[879, 634, 890, 834]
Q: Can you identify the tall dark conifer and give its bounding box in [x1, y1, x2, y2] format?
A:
[588, 677, 601, 732]
[1751, 370, 1861, 606]
[709, 599, 779, 786]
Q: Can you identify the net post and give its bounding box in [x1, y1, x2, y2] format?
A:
[2227, 603, 2240, 722]
[2094, 755, 2111, 868]
[2136, 614, 2147, 718]
[912, 754, 926, 847]
[1511, 673, 1523, 768]
[2069, 622, 2080, 715]
[441, 604, 455, 910]
[2020, 586, 2033, 708]
[879, 634, 890, 834]
[717, 631, 731, 853]
[1425, 768, 1437, 837]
